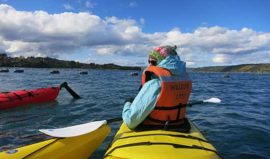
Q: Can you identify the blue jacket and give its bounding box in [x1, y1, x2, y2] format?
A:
[122, 55, 188, 129]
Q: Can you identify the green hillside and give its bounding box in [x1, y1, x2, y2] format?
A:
[190, 64, 270, 73]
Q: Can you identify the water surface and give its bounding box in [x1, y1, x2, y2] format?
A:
[0, 68, 269, 159]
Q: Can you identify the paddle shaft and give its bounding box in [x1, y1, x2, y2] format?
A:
[106, 99, 212, 124]
[187, 101, 204, 107]
[107, 117, 122, 123]
[60, 82, 81, 99]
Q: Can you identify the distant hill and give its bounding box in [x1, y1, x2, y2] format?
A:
[190, 63, 270, 73]
[1, 53, 269, 72]
[0, 53, 141, 70]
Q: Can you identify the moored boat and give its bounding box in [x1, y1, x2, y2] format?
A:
[14, 69, 24, 73]
[50, 70, 60, 74]
[80, 71, 88, 74]
[130, 72, 139, 76]
[0, 68, 9, 72]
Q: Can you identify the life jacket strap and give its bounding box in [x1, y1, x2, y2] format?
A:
[23, 90, 35, 97]
[12, 92, 23, 101]
[154, 104, 186, 110]
[136, 118, 191, 132]
[146, 116, 185, 124]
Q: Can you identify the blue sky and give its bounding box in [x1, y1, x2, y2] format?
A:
[0, 0, 270, 67]
[5, 0, 270, 32]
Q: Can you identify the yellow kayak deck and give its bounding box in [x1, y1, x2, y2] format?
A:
[104, 120, 221, 159]
[0, 124, 110, 159]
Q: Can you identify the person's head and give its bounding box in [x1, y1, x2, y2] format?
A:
[148, 45, 178, 66]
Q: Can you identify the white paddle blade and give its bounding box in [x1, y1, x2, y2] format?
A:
[203, 97, 221, 103]
[39, 120, 107, 138]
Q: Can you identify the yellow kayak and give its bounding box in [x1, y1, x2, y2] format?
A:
[0, 123, 110, 159]
[0, 107, 222, 159]
[104, 119, 222, 159]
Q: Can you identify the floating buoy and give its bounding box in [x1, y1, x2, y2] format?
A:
[50, 70, 60, 74]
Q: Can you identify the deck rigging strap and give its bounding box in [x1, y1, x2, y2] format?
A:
[104, 141, 223, 159]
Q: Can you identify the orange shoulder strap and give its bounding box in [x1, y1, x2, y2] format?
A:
[141, 66, 171, 85]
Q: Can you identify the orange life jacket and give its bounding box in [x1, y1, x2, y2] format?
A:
[141, 66, 192, 126]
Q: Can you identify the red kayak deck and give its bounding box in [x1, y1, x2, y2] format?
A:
[0, 87, 60, 110]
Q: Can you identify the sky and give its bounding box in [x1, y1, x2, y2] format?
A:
[0, 0, 270, 67]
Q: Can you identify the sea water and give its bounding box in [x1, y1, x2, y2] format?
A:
[0, 68, 269, 159]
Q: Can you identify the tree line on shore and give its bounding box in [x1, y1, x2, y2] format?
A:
[0, 53, 141, 70]
[1, 53, 269, 73]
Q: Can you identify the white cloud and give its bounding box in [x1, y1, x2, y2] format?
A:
[159, 26, 270, 66]
[129, 1, 137, 8]
[0, 4, 270, 66]
[212, 54, 229, 63]
[139, 18, 145, 25]
[63, 4, 73, 10]
[96, 47, 115, 55]
[85, 1, 95, 8]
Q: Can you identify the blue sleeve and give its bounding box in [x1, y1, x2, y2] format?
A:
[122, 79, 161, 129]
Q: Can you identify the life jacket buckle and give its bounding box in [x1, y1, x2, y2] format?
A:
[164, 120, 170, 130]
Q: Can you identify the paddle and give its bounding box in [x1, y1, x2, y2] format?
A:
[187, 97, 221, 107]
[39, 98, 220, 137]
[39, 117, 122, 137]
[60, 82, 81, 99]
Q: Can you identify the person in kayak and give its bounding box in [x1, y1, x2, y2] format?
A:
[122, 45, 192, 130]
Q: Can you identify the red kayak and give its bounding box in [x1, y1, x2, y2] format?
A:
[0, 86, 60, 110]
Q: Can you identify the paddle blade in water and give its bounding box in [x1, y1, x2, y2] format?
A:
[203, 98, 221, 103]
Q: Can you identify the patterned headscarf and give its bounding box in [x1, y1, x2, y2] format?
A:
[149, 45, 177, 64]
